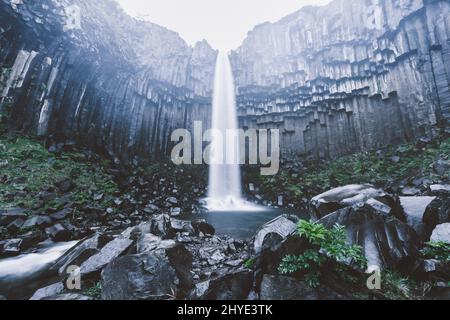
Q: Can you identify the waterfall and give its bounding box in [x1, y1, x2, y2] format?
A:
[206, 52, 259, 211]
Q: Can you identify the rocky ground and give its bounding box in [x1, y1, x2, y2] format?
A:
[0, 124, 449, 300]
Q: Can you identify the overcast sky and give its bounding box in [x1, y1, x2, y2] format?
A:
[114, 0, 332, 51]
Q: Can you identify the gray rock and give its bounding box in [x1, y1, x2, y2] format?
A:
[433, 160, 450, 176]
[191, 219, 215, 236]
[193, 271, 253, 300]
[52, 233, 105, 276]
[170, 219, 194, 234]
[20, 230, 44, 250]
[401, 187, 421, 196]
[260, 275, 320, 300]
[22, 216, 53, 229]
[310, 184, 385, 219]
[6, 218, 25, 233]
[0, 208, 27, 226]
[1, 238, 22, 256]
[430, 184, 450, 193]
[143, 204, 159, 214]
[391, 156, 401, 163]
[430, 223, 450, 243]
[45, 224, 72, 242]
[254, 215, 298, 254]
[80, 236, 134, 276]
[30, 282, 65, 300]
[423, 196, 450, 228]
[170, 207, 182, 217]
[101, 243, 193, 300]
[150, 214, 171, 237]
[365, 198, 392, 216]
[400, 196, 436, 239]
[166, 197, 178, 206]
[318, 205, 420, 272]
[137, 234, 175, 253]
[50, 208, 72, 221]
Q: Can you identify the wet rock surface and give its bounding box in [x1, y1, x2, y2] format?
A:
[0, 0, 449, 301]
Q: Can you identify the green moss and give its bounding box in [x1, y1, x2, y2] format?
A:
[421, 241, 450, 263]
[0, 135, 118, 211]
[244, 258, 256, 269]
[84, 282, 102, 299]
[255, 138, 450, 203]
[377, 270, 433, 300]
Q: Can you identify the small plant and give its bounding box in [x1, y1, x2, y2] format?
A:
[421, 241, 450, 262]
[278, 220, 367, 288]
[84, 282, 102, 299]
[379, 270, 421, 300]
[244, 258, 256, 269]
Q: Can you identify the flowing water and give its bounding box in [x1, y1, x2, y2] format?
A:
[206, 52, 262, 212]
[0, 240, 77, 299]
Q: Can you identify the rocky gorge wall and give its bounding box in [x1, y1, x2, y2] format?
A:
[231, 0, 450, 159]
[0, 0, 216, 164]
[0, 0, 449, 164]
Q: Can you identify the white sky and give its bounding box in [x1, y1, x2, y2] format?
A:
[114, 0, 332, 51]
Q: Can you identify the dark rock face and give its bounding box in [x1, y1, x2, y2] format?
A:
[193, 271, 253, 300]
[253, 215, 298, 254]
[310, 184, 387, 220]
[400, 196, 437, 240]
[0, 0, 216, 164]
[260, 275, 347, 300]
[231, 0, 450, 160]
[101, 243, 193, 300]
[318, 205, 421, 272]
[1, 0, 448, 163]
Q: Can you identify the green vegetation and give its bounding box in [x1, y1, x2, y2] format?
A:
[84, 282, 102, 299]
[253, 138, 450, 202]
[421, 241, 450, 262]
[0, 135, 118, 212]
[278, 220, 367, 288]
[379, 270, 433, 300]
[244, 258, 256, 269]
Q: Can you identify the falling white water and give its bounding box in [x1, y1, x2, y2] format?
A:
[206, 52, 261, 212]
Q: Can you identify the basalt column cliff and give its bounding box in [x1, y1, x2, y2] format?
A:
[232, 0, 450, 159]
[1, 0, 449, 163]
[0, 0, 216, 164]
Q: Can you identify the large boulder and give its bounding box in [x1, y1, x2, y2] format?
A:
[1, 238, 23, 257]
[51, 233, 109, 276]
[149, 214, 171, 238]
[260, 275, 319, 300]
[30, 282, 65, 300]
[310, 184, 391, 220]
[423, 196, 450, 228]
[0, 208, 27, 226]
[101, 243, 193, 300]
[79, 236, 133, 277]
[192, 271, 253, 300]
[254, 215, 298, 254]
[45, 224, 72, 242]
[318, 205, 421, 272]
[430, 223, 450, 243]
[260, 275, 348, 300]
[22, 216, 53, 229]
[400, 197, 437, 240]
